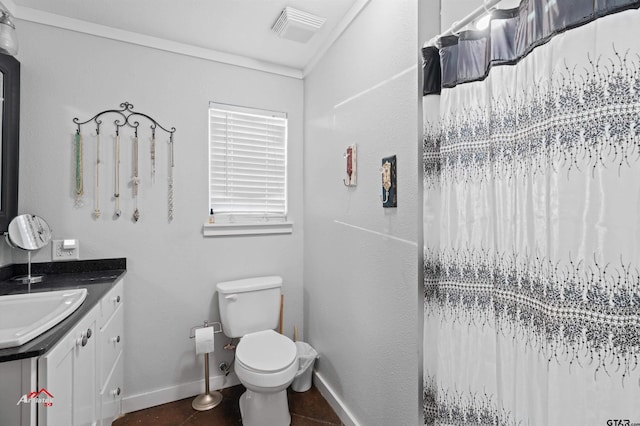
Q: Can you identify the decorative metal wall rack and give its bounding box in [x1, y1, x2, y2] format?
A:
[72, 102, 176, 222]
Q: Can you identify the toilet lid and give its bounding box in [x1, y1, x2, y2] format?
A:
[236, 330, 297, 373]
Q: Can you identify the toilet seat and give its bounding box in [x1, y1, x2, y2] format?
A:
[236, 330, 297, 373]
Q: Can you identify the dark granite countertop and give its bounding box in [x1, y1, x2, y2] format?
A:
[0, 258, 126, 362]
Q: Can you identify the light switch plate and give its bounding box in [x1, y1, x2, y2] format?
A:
[52, 239, 80, 261]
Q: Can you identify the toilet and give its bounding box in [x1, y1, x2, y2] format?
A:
[216, 276, 298, 426]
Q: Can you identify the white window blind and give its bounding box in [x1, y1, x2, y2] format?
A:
[209, 102, 288, 221]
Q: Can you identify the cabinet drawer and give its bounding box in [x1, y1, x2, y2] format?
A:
[99, 280, 124, 328]
[99, 303, 123, 390]
[100, 352, 123, 426]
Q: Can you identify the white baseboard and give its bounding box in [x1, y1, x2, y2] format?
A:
[313, 371, 360, 426]
[122, 373, 240, 414]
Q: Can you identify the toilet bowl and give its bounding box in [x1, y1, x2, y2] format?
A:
[235, 330, 298, 426]
[216, 276, 297, 426]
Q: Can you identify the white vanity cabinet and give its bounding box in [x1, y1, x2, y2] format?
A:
[37, 279, 124, 426]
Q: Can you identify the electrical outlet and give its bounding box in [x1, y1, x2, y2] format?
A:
[52, 239, 80, 261]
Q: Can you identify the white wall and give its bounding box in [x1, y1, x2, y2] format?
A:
[14, 20, 304, 409]
[303, 0, 422, 424]
[440, 0, 480, 30]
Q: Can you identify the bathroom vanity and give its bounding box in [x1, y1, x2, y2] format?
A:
[0, 259, 126, 426]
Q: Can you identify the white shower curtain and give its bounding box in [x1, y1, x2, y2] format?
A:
[423, 4, 640, 425]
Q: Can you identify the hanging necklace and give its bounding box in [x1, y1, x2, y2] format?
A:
[74, 130, 84, 205]
[132, 128, 140, 222]
[151, 128, 156, 183]
[114, 126, 122, 218]
[94, 127, 101, 218]
[168, 134, 174, 221]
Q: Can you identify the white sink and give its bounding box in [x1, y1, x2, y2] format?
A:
[0, 288, 87, 349]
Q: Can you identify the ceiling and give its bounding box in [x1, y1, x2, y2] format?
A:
[8, 0, 366, 76]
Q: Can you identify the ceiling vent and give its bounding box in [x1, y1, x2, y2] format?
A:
[271, 7, 326, 43]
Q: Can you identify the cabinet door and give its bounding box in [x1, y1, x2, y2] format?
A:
[38, 307, 97, 426]
[38, 329, 75, 425]
[73, 315, 97, 426]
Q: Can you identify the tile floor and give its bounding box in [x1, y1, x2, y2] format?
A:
[113, 385, 343, 426]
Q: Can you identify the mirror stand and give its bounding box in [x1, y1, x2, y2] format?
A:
[13, 251, 44, 287]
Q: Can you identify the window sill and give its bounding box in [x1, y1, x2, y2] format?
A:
[202, 221, 293, 237]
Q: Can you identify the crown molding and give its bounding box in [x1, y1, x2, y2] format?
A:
[11, 1, 370, 80]
[13, 5, 304, 79]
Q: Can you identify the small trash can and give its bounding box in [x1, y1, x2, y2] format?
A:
[291, 341, 318, 392]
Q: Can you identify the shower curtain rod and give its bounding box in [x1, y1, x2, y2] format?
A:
[424, 0, 504, 47]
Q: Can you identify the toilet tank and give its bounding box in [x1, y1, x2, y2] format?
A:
[216, 276, 282, 338]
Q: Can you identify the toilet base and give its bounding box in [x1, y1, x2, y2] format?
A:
[239, 389, 291, 426]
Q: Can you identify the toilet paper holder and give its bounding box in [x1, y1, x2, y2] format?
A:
[189, 320, 222, 339]
[189, 320, 224, 412]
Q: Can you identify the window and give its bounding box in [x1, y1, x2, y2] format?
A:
[207, 102, 289, 234]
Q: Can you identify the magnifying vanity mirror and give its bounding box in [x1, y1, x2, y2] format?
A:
[5, 214, 52, 284]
